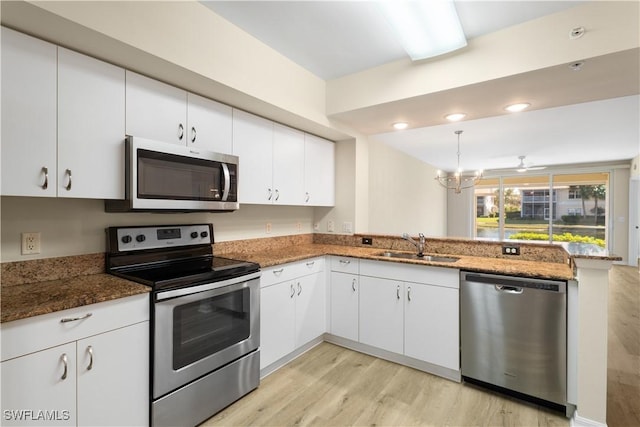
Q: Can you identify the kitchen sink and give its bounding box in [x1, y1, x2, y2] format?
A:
[377, 251, 459, 263]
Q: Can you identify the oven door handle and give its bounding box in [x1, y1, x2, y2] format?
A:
[155, 271, 261, 301]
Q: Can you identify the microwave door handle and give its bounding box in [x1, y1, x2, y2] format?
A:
[221, 163, 231, 201]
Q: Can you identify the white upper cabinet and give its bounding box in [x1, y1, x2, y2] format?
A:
[304, 134, 335, 206]
[58, 47, 125, 199]
[186, 93, 233, 154]
[272, 123, 305, 205]
[1, 27, 57, 197]
[125, 71, 188, 145]
[125, 72, 233, 154]
[232, 109, 274, 204]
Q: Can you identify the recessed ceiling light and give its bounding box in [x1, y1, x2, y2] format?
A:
[445, 113, 466, 122]
[504, 103, 531, 113]
[393, 122, 408, 130]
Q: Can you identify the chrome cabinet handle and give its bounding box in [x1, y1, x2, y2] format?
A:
[86, 346, 93, 371]
[305, 192, 310, 203]
[64, 169, 72, 191]
[41, 167, 49, 190]
[290, 283, 295, 298]
[60, 313, 92, 323]
[178, 123, 184, 140]
[273, 268, 284, 275]
[275, 189, 280, 201]
[306, 261, 315, 267]
[351, 279, 357, 292]
[396, 285, 400, 300]
[61, 354, 68, 380]
[191, 126, 197, 143]
[267, 188, 273, 201]
[339, 260, 351, 265]
[297, 282, 302, 296]
[407, 286, 412, 301]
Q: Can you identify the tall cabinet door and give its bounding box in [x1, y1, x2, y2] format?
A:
[304, 134, 335, 206]
[58, 47, 125, 199]
[77, 322, 149, 427]
[232, 109, 274, 204]
[359, 276, 404, 354]
[186, 93, 233, 154]
[1, 27, 57, 197]
[0, 343, 76, 426]
[272, 124, 305, 205]
[125, 71, 187, 145]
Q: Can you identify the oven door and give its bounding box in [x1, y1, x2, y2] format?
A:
[153, 272, 260, 398]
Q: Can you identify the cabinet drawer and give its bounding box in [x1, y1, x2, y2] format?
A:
[360, 259, 459, 289]
[1, 293, 149, 362]
[330, 256, 359, 274]
[261, 257, 324, 288]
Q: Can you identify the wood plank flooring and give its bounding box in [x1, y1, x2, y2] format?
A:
[203, 265, 639, 427]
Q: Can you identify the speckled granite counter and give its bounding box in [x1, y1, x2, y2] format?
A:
[220, 243, 575, 281]
[1, 274, 149, 323]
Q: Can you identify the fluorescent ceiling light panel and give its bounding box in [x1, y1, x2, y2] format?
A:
[379, 0, 467, 60]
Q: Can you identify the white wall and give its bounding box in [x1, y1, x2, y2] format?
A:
[367, 139, 446, 236]
[0, 197, 314, 262]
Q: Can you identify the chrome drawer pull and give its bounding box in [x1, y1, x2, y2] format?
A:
[273, 268, 284, 275]
[339, 260, 351, 265]
[60, 313, 92, 323]
[306, 261, 315, 267]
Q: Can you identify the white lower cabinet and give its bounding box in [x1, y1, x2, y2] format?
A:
[358, 276, 404, 354]
[329, 272, 359, 341]
[0, 294, 149, 427]
[260, 259, 325, 370]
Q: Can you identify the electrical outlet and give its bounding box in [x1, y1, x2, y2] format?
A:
[343, 222, 353, 233]
[502, 245, 520, 256]
[362, 237, 373, 245]
[21, 232, 41, 255]
[313, 223, 320, 231]
[296, 222, 302, 232]
[327, 220, 335, 232]
[265, 222, 272, 234]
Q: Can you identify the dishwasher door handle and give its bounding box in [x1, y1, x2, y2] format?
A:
[495, 285, 523, 294]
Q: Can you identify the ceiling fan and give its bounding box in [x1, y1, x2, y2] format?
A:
[514, 155, 546, 172]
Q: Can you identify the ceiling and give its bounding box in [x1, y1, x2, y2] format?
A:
[202, 1, 639, 172]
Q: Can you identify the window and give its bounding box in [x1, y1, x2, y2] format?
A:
[474, 172, 609, 249]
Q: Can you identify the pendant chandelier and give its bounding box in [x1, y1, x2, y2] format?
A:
[434, 130, 483, 194]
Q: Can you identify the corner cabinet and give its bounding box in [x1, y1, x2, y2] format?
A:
[1, 28, 125, 199]
[125, 71, 232, 153]
[232, 109, 335, 207]
[0, 294, 150, 427]
[259, 258, 326, 370]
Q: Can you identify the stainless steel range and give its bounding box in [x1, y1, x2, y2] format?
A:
[106, 224, 260, 427]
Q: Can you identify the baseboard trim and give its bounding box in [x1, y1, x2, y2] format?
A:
[259, 336, 324, 379]
[571, 410, 607, 427]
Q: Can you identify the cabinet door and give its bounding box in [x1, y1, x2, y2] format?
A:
[304, 134, 335, 206]
[186, 93, 233, 154]
[405, 283, 459, 370]
[359, 276, 404, 354]
[232, 109, 274, 204]
[294, 272, 326, 347]
[77, 321, 149, 426]
[125, 71, 187, 145]
[260, 281, 295, 369]
[58, 47, 125, 199]
[272, 124, 305, 205]
[1, 27, 57, 197]
[1, 343, 76, 426]
[329, 272, 359, 341]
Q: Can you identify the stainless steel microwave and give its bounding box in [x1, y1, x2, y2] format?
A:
[105, 136, 239, 212]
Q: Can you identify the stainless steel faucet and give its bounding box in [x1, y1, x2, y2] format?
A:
[402, 233, 426, 257]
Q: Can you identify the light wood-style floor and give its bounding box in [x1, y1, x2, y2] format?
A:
[203, 265, 639, 427]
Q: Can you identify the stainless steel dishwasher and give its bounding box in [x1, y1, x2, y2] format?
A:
[460, 271, 567, 410]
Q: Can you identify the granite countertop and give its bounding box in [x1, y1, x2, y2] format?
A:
[223, 243, 575, 281]
[1, 274, 150, 323]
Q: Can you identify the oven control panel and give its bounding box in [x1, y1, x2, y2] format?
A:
[110, 224, 213, 252]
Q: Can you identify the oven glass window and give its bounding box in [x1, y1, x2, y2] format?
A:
[172, 288, 250, 370]
[138, 149, 223, 201]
